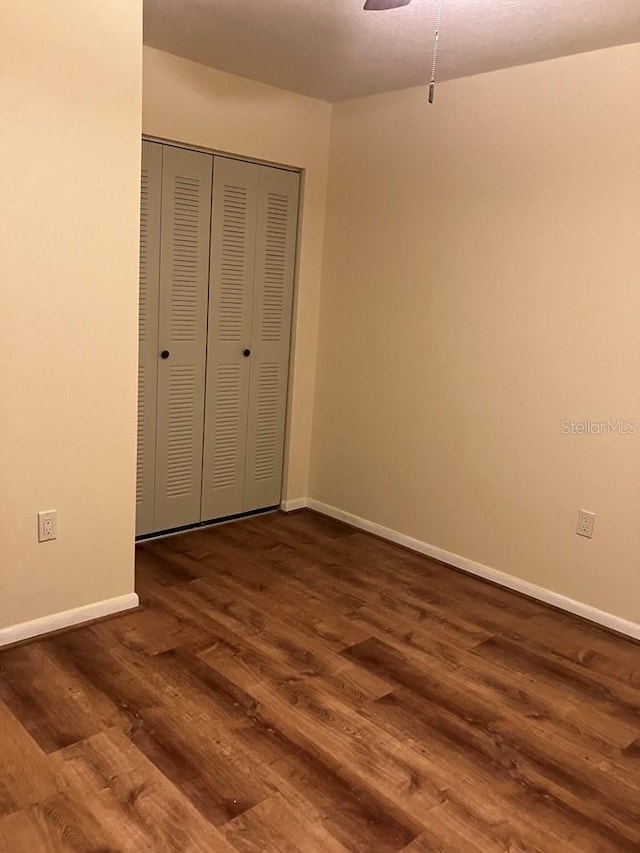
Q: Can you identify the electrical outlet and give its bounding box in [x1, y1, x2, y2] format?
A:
[576, 509, 595, 539]
[38, 510, 57, 542]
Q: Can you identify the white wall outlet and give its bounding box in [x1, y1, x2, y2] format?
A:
[38, 510, 57, 542]
[576, 509, 595, 539]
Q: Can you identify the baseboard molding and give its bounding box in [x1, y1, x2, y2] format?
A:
[280, 497, 309, 512]
[0, 592, 140, 649]
[306, 499, 640, 642]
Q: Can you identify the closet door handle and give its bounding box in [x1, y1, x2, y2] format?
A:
[243, 349, 251, 357]
[160, 350, 170, 360]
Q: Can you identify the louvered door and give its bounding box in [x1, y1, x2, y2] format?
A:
[201, 158, 260, 520]
[136, 141, 162, 536]
[137, 143, 299, 535]
[153, 146, 212, 531]
[243, 166, 299, 511]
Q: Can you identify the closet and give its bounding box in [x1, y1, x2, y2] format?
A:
[136, 140, 299, 537]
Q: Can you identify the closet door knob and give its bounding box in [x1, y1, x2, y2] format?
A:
[243, 349, 251, 357]
[160, 350, 170, 360]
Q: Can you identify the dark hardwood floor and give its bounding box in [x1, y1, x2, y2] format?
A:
[1, 509, 640, 851]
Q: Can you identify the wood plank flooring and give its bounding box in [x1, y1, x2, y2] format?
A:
[2, 509, 640, 851]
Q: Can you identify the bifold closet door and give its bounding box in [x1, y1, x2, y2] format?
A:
[243, 166, 299, 511]
[201, 159, 299, 520]
[153, 146, 212, 531]
[201, 158, 260, 520]
[136, 141, 162, 537]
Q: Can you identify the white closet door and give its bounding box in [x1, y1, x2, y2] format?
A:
[136, 141, 162, 536]
[154, 146, 212, 531]
[201, 158, 260, 520]
[243, 166, 299, 512]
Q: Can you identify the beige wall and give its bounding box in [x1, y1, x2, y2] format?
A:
[142, 47, 332, 502]
[312, 44, 640, 623]
[3, 26, 637, 633]
[0, 1, 142, 628]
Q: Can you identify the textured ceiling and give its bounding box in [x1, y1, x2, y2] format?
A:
[143, 0, 640, 102]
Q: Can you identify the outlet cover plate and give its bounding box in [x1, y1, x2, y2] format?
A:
[577, 509, 595, 539]
[38, 510, 57, 542]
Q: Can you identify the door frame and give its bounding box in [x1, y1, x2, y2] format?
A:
[138, 134, 304, 533]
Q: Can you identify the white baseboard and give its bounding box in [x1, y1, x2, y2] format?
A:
[0, 592, 140, 649]
[280, 497, 309, 512]
[306, 499, 640, 642]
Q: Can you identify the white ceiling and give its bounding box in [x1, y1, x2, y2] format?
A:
[143, 0, 640, 102]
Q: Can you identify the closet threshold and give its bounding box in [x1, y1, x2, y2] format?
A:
[135, 505, 279, 543]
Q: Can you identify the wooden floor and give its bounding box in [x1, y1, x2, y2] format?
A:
[1, 511, 640, 852]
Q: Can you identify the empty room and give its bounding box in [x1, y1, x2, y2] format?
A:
[2, 0, 640, 850]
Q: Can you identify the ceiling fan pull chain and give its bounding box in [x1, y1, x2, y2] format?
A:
[428, 0, 443, 104]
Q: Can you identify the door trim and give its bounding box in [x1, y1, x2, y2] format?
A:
[138, 136, 303, 528]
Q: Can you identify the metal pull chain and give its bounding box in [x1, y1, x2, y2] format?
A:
[428, 0, 443, 104]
